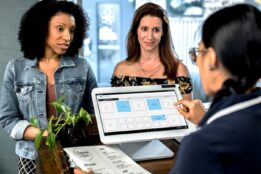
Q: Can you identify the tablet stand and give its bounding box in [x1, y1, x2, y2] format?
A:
[118, 139, 174, 161]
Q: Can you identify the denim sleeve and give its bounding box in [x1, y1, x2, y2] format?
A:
[81, 60, 98, 115]
[0, 61, 30, 140]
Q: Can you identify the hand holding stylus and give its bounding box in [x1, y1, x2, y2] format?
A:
[175, 99, 206, 125]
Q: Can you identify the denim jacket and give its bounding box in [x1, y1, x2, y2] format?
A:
[0, 56, 97, 160]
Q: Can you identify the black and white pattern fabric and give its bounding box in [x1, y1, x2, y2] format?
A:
[18, 157, 36, 174]
[111, 75, 192, 95]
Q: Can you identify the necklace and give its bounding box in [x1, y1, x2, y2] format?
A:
[139, 61, 162, 78]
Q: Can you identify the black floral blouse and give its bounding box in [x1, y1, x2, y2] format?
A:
[110, 75, 192, 95]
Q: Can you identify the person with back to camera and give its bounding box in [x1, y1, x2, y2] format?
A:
[111, 2, 192, 100]
[0, 0, 97, 173]
[169, 3, 261, 174]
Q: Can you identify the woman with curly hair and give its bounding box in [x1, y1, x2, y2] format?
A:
[111, 2, 192, 100]
[0, 0, 97, 173]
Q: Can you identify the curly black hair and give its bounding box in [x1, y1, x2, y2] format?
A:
[18, 0, 89, 59]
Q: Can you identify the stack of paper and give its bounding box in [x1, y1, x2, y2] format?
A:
[64, 145, 151, 174]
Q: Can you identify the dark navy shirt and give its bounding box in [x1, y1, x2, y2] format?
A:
[169, 89, 261, 174]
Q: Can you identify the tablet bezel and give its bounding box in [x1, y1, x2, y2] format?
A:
[91, 85, 196, 144]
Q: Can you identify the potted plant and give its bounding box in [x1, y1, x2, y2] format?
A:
[31, 96, 92, 150]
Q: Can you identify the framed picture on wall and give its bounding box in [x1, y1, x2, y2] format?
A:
[96, 3, 121, 86]
[167, 0, 204, 17]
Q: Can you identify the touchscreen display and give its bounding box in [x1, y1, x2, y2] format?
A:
[96, 90, 188, 136]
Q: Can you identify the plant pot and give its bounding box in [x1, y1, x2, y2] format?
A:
[57, 118, 88, 147]
[36, 137, 70, 174]
[54, 116, 100, 147]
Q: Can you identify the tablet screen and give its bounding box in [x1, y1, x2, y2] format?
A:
[96, 90, 188, 136]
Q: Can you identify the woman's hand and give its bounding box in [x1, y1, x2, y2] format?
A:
[23, 126, 48, 140]
[174, 99, 206, 125]
[74, 168, 95, 174]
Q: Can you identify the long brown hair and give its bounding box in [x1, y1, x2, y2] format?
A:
[126, 2, 179, 79]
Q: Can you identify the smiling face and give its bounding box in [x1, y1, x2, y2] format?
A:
[45, 12, 76, 58]
[137, 15, 163, 53]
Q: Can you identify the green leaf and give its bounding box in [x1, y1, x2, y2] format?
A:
[51, 96, 71, 115]
[46, 132, 56, 149]
[79, 108, 86, 117]
[53, 101, 71, 114]
[32, 96, 93, 150]
[51, 102, 65, 113]
[71, 116, 76, 127]
[79, 108, 92, 124]
[35, 129, 45, 149]
[47, 116, 54, 133]
[30, 117, 39, 127]
[57, 95, 65, 102]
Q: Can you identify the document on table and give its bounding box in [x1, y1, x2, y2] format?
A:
[63, 145, 151, 174]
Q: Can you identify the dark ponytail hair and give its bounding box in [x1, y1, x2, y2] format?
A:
[201, 4, 261, 104]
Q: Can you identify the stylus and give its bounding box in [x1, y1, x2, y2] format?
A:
[176, 104, 189, 112]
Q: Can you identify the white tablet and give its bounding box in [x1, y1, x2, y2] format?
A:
[91, 85, 196, 145]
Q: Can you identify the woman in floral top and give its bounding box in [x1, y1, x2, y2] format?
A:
[111, 3, 192, 100]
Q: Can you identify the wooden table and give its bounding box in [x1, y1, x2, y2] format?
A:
[36, 117, 180, 174]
